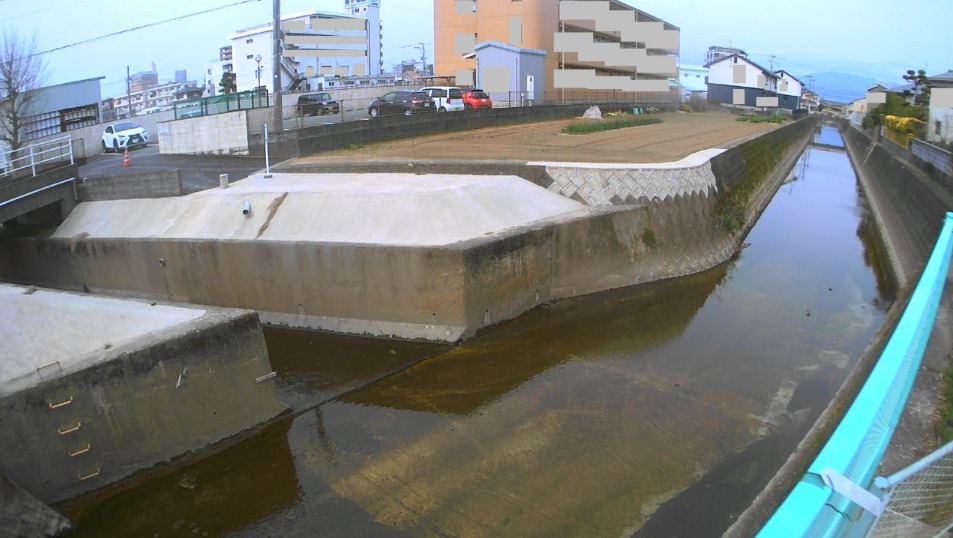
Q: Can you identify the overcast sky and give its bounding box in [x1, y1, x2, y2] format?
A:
[2, 0, 950, 98]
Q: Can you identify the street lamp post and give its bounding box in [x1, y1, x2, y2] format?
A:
[255, 54, 262, 92]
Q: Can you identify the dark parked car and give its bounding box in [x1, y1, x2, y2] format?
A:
[368, 91, 435, 118]
[296, 92, 340, 116]
[462, 89, 492, 110]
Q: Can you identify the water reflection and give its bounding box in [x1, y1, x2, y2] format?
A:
[61, 420, 301, 537]
[62, 126, 894, 537]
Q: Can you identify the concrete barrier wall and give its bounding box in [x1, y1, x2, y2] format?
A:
[0, 238, 472, 342]
[75, 170, 183, 201]
[0, 310, 287, 504]
[158, 110, 249, 156]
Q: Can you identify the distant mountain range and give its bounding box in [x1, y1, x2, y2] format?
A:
[803, 72, 888, 104]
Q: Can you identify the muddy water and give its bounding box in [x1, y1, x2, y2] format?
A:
[61, 125, 895, 537]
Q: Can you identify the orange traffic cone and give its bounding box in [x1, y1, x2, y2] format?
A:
[122, 147, 131, 167]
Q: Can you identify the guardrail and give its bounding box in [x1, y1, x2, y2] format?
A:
[757, 212, 953, 537]
[1, 135, 74, 179]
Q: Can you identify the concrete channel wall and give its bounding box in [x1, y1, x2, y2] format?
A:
[0, 310, 287, 505]
[726, 121, 953, 537]
[0, 118, 814, 343]
[841, 125, 951, 285]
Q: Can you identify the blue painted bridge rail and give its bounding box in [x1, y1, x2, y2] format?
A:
[758, 212, 953, 537]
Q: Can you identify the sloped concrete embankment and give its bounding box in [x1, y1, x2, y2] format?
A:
[0, 119, 813, 343]
[0, 309, 287, 506]
[841, 125, 951, 286]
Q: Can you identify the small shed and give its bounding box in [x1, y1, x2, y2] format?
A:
[474, 41, 546, 106]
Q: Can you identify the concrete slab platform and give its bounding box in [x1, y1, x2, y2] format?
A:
[0, 284, 205, 397]
[0, 284, 288, 504]
[53, 173, 589, 246]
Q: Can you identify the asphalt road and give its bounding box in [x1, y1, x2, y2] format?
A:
[79, 145, 268, 194]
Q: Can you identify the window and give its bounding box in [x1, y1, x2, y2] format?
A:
[246, 39, 253, 44]
[246, 54, 254, 59]
[938, 121, 943, 136]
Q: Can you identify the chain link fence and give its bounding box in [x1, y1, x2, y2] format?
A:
[868, 441, 953, 537]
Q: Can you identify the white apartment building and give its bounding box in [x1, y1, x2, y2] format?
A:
[108, 80, 200, 118]
[228, 2, 382, 94]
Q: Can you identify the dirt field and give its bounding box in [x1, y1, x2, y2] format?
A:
[296, 111, 783, 165]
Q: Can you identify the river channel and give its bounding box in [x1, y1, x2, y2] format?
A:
[59, 125, 896, 537]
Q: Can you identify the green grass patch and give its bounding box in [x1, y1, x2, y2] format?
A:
[562, 116, 662, 134]
[736, 112, 786, 124]
[342, 143, 364, 150]
[641, 227, 657, 249]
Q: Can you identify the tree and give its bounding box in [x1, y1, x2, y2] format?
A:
[219, 72, 236, 94]
[0, 30, 46, 152]
[902, 68, 931, 106]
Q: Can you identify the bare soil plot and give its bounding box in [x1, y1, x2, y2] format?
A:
[296, 111, 784, 165]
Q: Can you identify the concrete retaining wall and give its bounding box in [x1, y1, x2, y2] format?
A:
[841, 125, 951, 285]
[911, 138, 953, 181]
[0, 310, 287, 504]
[75, 170, 183, 201]
[0, 164, 78, 225]
[158, 110, 249, 156]
[0, 118, 814, 342]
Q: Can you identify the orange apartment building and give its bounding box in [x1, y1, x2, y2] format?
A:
[434, 0, 679, 101]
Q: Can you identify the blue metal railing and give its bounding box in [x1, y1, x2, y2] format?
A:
[758, 212, 953, 537]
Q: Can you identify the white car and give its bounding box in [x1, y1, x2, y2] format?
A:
[419, 86, 466, 112]
[102, 121, 149, 153]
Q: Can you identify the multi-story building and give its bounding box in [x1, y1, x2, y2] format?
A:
[129, 71, 159, 93]
[774, 69, 803, 110]
[705, 54, 780, 109]
[106, 80, 201, 118]
[705, 45, 747, 66]
[677, 64, 708, 98]
[434, 0, 679, 99]
[205, 59, 234, 97]
[227, 2, 383, 94]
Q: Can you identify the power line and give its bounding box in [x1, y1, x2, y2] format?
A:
[30, 0, 261, 58]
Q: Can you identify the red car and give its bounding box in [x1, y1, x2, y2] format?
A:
[462, 89, 492, 110]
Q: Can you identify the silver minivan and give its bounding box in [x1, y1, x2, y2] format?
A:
[419, 86, 466, 112]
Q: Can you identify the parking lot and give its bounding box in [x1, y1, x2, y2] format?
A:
[79, 145, 267, 193]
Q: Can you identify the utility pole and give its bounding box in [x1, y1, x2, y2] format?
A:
[418, 42, 426, 74]
[126, 65, 131, 118]
[272, 0, 282, 131]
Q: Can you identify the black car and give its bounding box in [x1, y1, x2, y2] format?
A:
[367, 91, 435, 118]
[296, 92, 340, 116]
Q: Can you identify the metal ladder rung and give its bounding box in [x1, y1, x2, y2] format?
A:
[57, 422, 81, 435]
[69, 443, 91, 458]
[48, 397, 73, 410]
